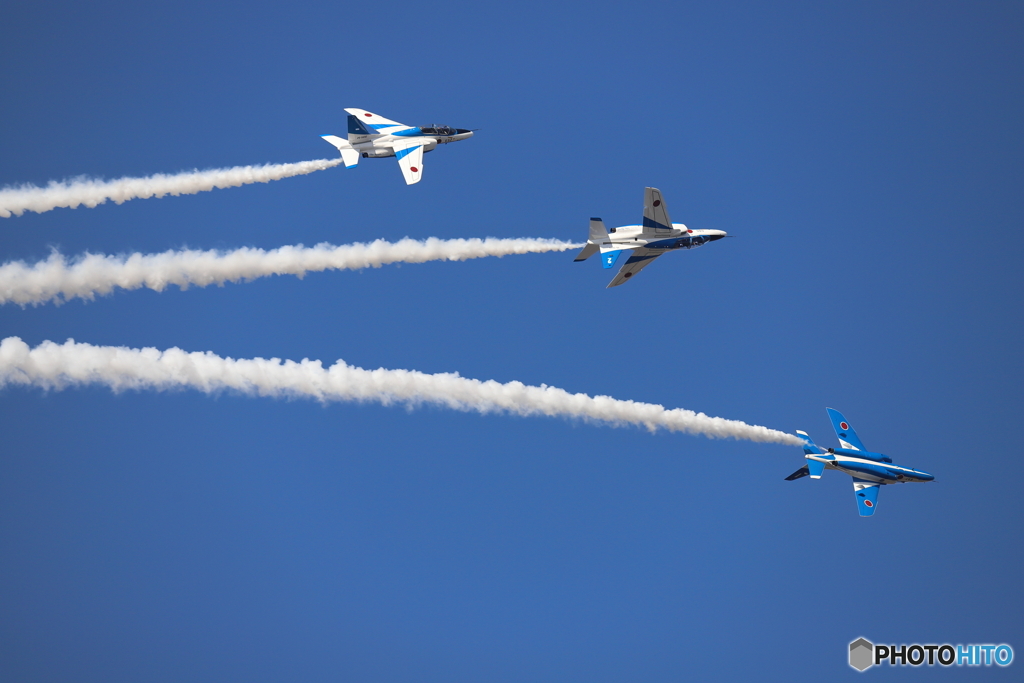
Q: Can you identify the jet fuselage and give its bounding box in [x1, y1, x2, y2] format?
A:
[808, 449, 934, 484]
[353, 127, 474, 158]
[603, 224, 727, 252]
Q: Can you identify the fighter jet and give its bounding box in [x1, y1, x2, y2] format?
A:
[573, 187, 727, 288]
[785, 408, 934, 516]
[321, 108, 473, 185]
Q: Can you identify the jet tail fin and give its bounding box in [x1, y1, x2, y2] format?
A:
[796, 430, 826, 456]
[602, 250, 623, 269]
[807, 459, 827, 478]
[787, 430, 829, 480]
[346, 114, 375, 143]
[574, 218, 609, 262]
[321, 135, 359, 168]
[785, 461, 827, 480]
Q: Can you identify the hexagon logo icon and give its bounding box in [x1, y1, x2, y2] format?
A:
[849, 638, 874, 671]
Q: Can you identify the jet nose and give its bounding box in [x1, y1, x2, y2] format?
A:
[917, 470, 935, 481]
[708, 230, 727, 242]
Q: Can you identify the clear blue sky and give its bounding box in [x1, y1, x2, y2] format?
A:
[2, 1, 1021, 680]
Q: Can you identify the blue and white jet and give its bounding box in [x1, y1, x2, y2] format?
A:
[321, 108, 473, 185]
[573, 187, 727, 288]
[785, 408, 934, 516]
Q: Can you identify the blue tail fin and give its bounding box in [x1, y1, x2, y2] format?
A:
[347, 114, 374, 140]
[795, 430, 825, 455]
[798, 430, 829, 478]
[602, 250, 622, 269]
[786, 431, 830, 480]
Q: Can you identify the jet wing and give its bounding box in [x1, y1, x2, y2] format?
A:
[606, 248, 663, 288]
[392, 139, 426, 185]
[827, 408, 867, 451]
[642, 187, 675, 236]
[344, 108, 406, 132]
[853, 478, 881, 516]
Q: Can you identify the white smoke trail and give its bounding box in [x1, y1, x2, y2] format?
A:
[0, 237, 581, 306]
[0, 158, 342, 218]
[0, 337, 803, 446]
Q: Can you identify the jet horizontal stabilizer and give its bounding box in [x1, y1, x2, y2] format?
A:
[574, 243, 599, 262]
[574, 218, 609, 262]
[785, 465, 810, 481]
[321, 135, 359, 168]
[807, 458, 827, 479]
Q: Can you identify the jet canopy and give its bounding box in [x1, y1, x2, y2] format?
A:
[420, 125, 459, 136]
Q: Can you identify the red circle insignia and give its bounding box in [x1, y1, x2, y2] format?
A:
[687, 229, 693, 234]
[410, 167, 419, 172]
[864, 500, 873, 507]
[840, 422, 849, 430]
[653, 200, 661, 207]
[364, 112, 372, 117]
